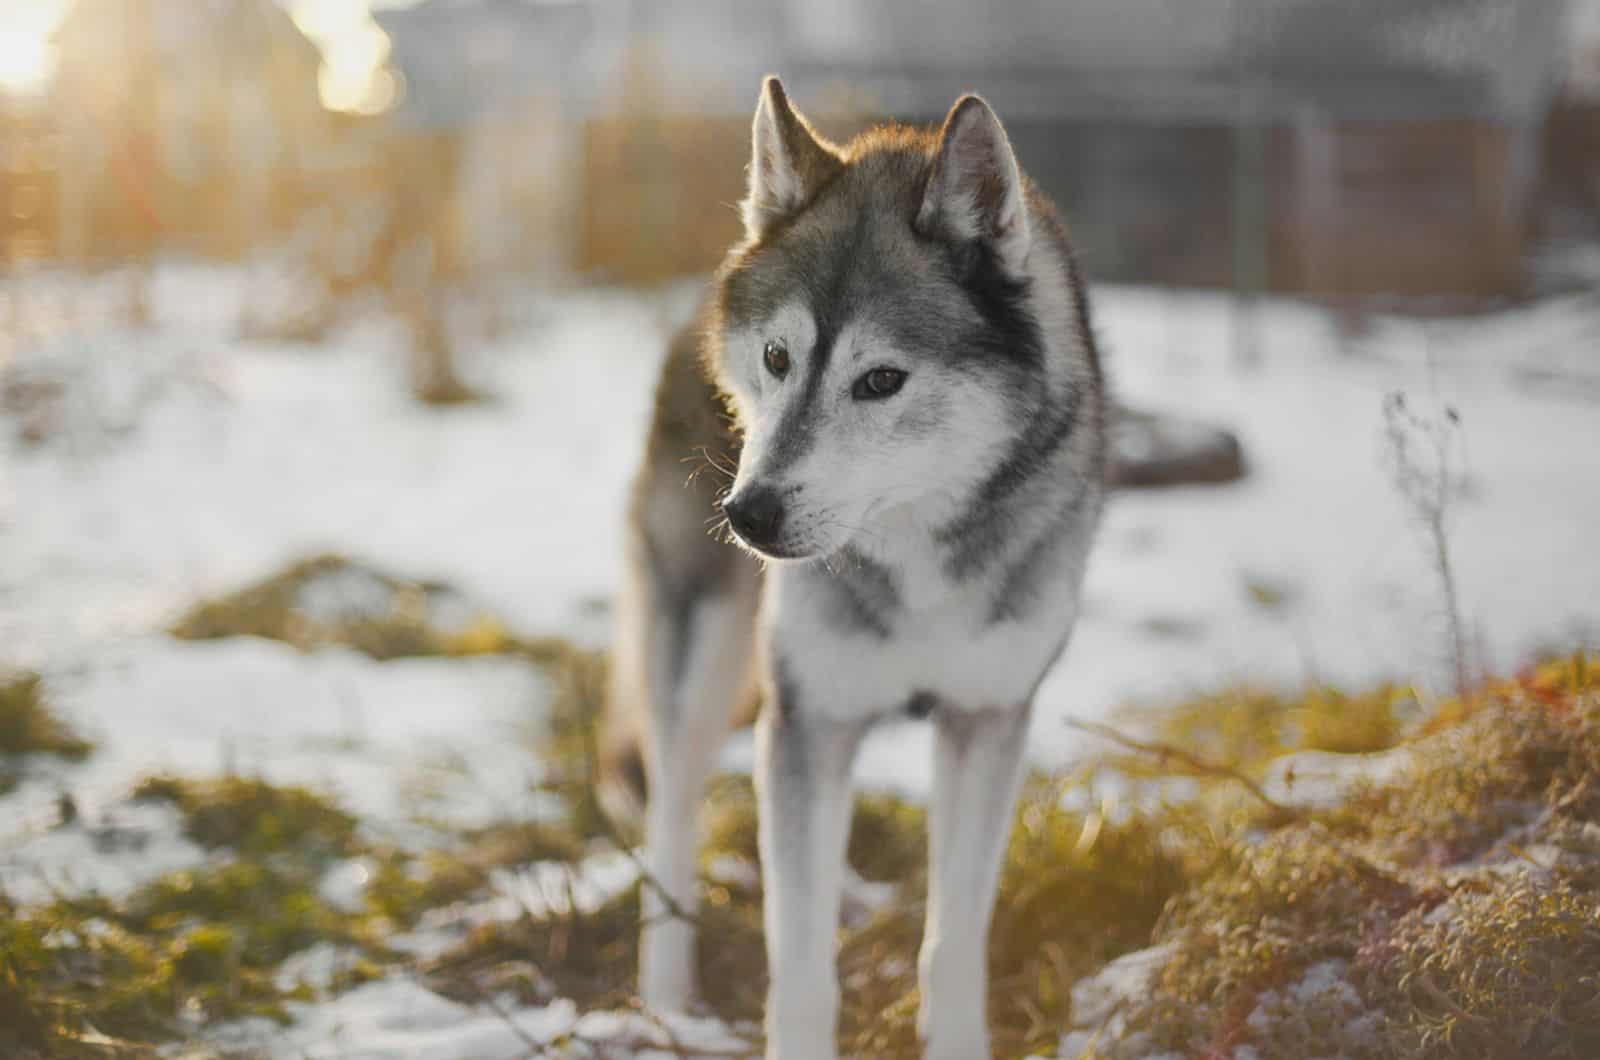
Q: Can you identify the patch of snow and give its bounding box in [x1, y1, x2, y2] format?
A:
[1243, 958, 1380, 1060]
[1288, 959, 1361, 1009]
[1, 636, 557, 882]
[706, 852, 760, 891]
[206, 975, 747, 1060]
[490, 848, 639, 920]
[0, 798, 206, 907]
[275, 942, 370, 994]
[1262, 746, 1415, 810]
[840, 865, 897, 928]
[1059, 941, 1175, 1055]
[4, 282, 665, 663]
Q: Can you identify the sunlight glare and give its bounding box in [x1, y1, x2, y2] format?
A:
[0, 29, 50, 94]
[291, 0, 395, 114]
[0, 0, 71, 95]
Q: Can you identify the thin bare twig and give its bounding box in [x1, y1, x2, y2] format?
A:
[1063, 717, 1299, 818]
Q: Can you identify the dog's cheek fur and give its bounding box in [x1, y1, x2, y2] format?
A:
[779, 371, 1014, 547]
[877, 375, 1016, 520]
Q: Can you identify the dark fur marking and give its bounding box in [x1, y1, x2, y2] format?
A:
[764, 319, 837, 470]
[940, 236, 1043, 370]
[987, 489, 1091, 624]
[815, 545, 899, 639]
[938, 382, 1080, 581]
[771, 653, 802, 722]
[922, 190, 1083, 583]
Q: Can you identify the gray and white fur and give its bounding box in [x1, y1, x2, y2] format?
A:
[603, 77, 1106, 1060]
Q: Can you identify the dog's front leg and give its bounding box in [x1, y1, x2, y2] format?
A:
[755, 700, 863, 1060]
[918, 705, 1031, 1060]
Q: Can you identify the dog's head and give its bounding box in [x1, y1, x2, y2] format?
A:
[711, 78, 1062, 562]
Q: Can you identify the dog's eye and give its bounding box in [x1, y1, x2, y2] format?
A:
[763, 340, 790, 379]
[853, 367, 907, 400]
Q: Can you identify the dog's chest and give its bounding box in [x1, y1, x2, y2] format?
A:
[768, 556, 1078, 721]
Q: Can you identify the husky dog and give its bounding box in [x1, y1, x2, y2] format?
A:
[604, 77, 1106, 1059]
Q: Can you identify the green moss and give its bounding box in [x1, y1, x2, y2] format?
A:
[700, 774, 760, 867]
[1, 858, 362, 1048]
[847, 793, 928, 885]
[169, 923, 237, 982]
[518, 639, 613, 840]
[0, 906, 163, 1058]
[131, 774, 357, 858]
[0, 672, 93, 760]
[367, 820, 587, 925]
[169, 553, 518, 660]
[0, 770, 405, 1051]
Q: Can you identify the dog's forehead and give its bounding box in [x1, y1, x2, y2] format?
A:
[729, 299, 816, 352]
[722, 200, 977, 361]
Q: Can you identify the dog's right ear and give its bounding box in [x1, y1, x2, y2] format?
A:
[742, 76, 841, 241]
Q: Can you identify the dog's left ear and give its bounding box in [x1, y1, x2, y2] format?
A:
[918, 95, 1031, 275]
[743, 76, 841, 241]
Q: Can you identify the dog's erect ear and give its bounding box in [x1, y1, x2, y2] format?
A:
[743, 76, 841, 241]
[917, 95, 1031, 275]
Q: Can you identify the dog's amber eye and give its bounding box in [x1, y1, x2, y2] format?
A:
[853, 367, 907, 400]
[763, 340, 790, 379]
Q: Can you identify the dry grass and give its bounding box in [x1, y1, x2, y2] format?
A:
[21, 554, 1600, 1059]
[8, 648, 1597, 1059]
[1106, 653, 1600, 1060]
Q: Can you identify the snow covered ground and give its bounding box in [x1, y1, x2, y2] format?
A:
[2, 263, 1598, 1056]
[7, 266, 1597, 782]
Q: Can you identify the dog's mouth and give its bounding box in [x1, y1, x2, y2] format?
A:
[728, 529, 816, 562]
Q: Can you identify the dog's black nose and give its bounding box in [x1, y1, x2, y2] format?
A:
[722, 487, 784, 549]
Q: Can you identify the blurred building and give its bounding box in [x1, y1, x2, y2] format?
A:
[371, 0, 1571, 297]
[5, 0, 1590, 302]
[783, 0, 1567, 299]
[581, 0, 1569, 298]
[374, 0, 595, 280]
